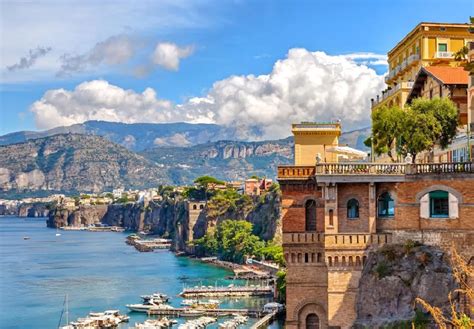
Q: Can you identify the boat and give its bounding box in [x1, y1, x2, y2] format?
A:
[65, 309, 129, 328]
[133, 317, 177, 329]
[23, 236, 30, 240]
[141, 292, 169, 303]
[126, 300, 172, 313]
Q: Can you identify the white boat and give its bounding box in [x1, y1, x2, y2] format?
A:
[127, 301, 173, 313]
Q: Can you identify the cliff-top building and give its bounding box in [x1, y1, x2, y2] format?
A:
[371, 22, 472, 111]
[279, 121, 473, 328]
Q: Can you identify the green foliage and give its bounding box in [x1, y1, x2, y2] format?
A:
[194, 176, 225, 188]
[193, 231, 218, 255]
[453, 45, 468, 61]
[158, 185, 175, 197]
[105, 192, 114, 199]
[412, 309, 430, 329]
[182, 186, 206, 200]
[216, 220, 265, 264]
[115, 196, 130, 204]
[371, 98, 459, 162]
[276, 270, 286, 302]
[374, 261, 391, 279]
[260, 241, 284, 266]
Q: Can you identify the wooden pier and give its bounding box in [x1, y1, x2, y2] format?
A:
[180, 286, 273, 298]
[147, 307, 261, 317]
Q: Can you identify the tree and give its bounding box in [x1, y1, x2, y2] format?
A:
[216, 219, 265, 264]
[453, 45, 468, 61]
[194, 176, 225, 202]
[371, 98, 459, 163]
[371, 105, 406, 162]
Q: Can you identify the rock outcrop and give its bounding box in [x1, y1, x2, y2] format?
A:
[355, 244, 457, 327]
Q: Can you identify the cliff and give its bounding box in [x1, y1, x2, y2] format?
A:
[0, 134, 169, 193]
[47, 189, 282, 253]
[355, 244, 458, 328]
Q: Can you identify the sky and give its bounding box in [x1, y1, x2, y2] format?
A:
[0, 0, 472, 139]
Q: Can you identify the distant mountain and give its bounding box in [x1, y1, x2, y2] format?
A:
[0, 121, 236, 151]
[0, 121, 371, 152]
[141, 138, 294, 185]
[0, 134, 169, 194]
[0, 123, 371, 194]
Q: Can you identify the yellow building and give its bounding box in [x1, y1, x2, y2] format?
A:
[371, 22, 473, 111]
[292, 122, 341, 165]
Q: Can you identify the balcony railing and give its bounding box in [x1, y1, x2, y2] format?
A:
[315, 163, 407, 175]
[277, 162, 473, 179]
[278, 165, 316, 179]
[412, 162, 473, 174]
[283, 233, 392, 247]
[407, 54, 420, 65]
[435, 51, 453, 59]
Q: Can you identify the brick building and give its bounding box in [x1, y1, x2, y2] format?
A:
[279, 125, 474, 329]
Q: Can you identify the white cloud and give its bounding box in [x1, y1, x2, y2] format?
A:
[342, 52, 388, 66]
[57, 34, 136, 76]
[30, 49, 385, 139]
[152, 42, 194, 71]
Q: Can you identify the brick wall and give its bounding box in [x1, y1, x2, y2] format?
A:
[337, 183, 370, 233]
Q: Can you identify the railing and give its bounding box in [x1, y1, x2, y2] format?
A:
[325, 233, 392, 247]
[277, 162, 473, 179]
[407, 54, 420, 65]
[412, 162, 473, 174]
[292, 122, 341, 130]
[315, 163, 406, 175]
[277, 166, 316, 179]
[283, 232, 324, 244]
[435, 51, 453, 59]
[384, 54, 420, 84]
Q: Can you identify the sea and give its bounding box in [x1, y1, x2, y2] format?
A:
[0, 216, 283, 329]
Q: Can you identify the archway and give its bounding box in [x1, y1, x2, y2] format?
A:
[305, 199, 317, 231]
[306, 313, 320, 329]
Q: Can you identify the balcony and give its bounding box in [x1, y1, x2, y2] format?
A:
[385, 54, 420, 84]
[435, 51, 453, 59]
[277, 162, 473, 181]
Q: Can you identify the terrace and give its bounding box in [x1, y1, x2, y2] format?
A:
[277, 162, 473, 182]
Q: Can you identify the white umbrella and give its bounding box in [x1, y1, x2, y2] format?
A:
[325, 146, 368, 159]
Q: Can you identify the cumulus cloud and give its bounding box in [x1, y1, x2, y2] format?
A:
[152, 42, 194, 71]
[57, 34, 136, 76]
[6, 46, 52, 71]
[31, 49, 385, 139]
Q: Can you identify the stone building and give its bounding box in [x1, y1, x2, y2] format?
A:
[279, 123, 474, 329]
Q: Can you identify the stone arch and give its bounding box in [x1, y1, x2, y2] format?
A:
[306, 314, 319, 329]
[193, 204, 197, 210]
[415, 185, 463, 203]
[292, 298, 327, 329]
[199, 204, 204, 209]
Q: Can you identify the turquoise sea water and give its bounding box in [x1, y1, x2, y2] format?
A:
[0, 217, 283, 329]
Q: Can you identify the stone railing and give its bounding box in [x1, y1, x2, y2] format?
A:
[278, 162, 473, 179]
[411, 162, 473, 174]
[292, 122, 341, 130]
[283, 232, 324, 244]
[325, 233, 392, 247]
[278, 166, 316, 179]
[283, 232, 392, 247]
[315, 163, 406, 175]
[435, 51, 453, 59]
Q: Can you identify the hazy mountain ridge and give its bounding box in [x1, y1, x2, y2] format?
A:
[0, 122, 370, 194]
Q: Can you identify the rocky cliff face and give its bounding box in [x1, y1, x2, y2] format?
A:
[355, 244, 457, 328]
[0, 134, 168, 193]
[47, 189, 282, 252]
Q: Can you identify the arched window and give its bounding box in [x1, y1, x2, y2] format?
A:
[306, 313, 320, 329]
[328, 209, 334, 226]
[378, 192, 394, 218]
[199, 204, 204, 209]
[347, 198, 359, 219]
[429, 190, 449, 218]
[305, 199, 317, 231]
[193, 204, 197, 210]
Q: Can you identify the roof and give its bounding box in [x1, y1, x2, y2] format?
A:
[407, 66, 469, 103]
[387, 22, 471, 57]
[423, 66, 469, 85]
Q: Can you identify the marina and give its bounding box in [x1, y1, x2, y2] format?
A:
[180, 286, 273, 298]
[126, 235, 173, 252]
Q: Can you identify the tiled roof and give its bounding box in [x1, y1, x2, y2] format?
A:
[423, 66, 469, 85]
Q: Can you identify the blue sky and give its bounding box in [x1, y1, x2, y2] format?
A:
[0, 0, 472, 138]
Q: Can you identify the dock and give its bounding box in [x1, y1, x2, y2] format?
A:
[126, 236, 172, 252]
[250, 311, 278, 329]
[180, 286, 273, 298]
[147, 307, 261, 317]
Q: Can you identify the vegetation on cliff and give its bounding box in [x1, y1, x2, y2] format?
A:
[193, 219, 283, 265]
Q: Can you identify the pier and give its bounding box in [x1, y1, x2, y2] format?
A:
[180, 286, 273, 298]
[147, 307, 262, 317]
[126, 235, 172, 252]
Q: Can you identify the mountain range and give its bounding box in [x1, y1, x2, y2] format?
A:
[0, 121, 370, 195]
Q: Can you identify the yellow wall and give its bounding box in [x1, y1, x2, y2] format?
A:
[294, 134, 339, 165]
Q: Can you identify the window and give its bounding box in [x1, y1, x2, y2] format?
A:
[306, 314, 320, 329]
[328, 209, 334, 226]
[347, 199, 359, 219]
[305, 199, 317, 231]
[429, 190, 449, 218]
[452, 148, 467, 162]
[438, 43, 448, 52]
[378, 192, 395, 218]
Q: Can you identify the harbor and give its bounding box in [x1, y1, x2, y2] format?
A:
[179, 286, 273, 298]
[126, 234, 173, 252]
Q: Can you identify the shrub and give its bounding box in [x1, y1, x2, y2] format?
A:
[375, 261, 391, 279]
